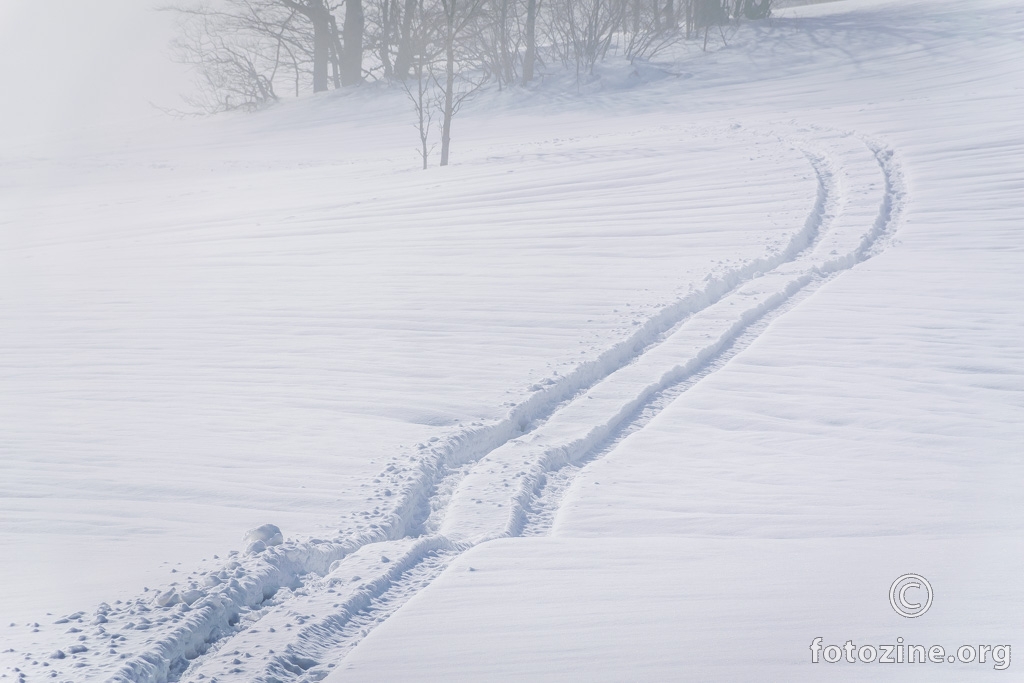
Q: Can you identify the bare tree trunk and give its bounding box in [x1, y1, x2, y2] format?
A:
[329, 14, 343, 88]
[281, 0, 334, 92]
[416, 60, 430, 169]
[440, 3, 455, 167]
[393, 0, 420, 78]
[522, 0, 537, 85]
[342, 0, 364, 85]
[311, 7, 332, 91]
[379, 0, 394, 78]
[498, 0, 511, 86]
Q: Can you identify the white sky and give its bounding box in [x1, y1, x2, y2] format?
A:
[0, 0, 193, 144]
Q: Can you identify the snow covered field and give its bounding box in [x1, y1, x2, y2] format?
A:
[2, 0, 1022, 680]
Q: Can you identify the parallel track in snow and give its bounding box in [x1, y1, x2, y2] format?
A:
[10, 126, 905, 683]
[169, 128, 903, 683]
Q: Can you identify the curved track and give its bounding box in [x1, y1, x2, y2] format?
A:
[13, 125, 906, 683]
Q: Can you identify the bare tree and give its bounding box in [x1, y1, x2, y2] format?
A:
[544, 0, 625, 82]
[166, 0, 373, 111]
[401, 49, 441, 168]
[521, 0, 538, 84]
[166, 0, 776, 169]
[622, 2, 683, 62]
[690, 0, 727, 30]
[733, 0, 770, 19]
[398, 0, 441, 167]
[363, 0, 399, 78]
[165, 1, 310, 112]
[436, 0, 487, 165]
[476, 0, 524, 89]
[392, 0, 422, 77]
[278, 0, 341, 91]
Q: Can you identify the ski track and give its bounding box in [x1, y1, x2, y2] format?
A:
[7, 125, 905, 683]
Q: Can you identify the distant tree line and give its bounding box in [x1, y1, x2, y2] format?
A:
[165, 0, 771, 165]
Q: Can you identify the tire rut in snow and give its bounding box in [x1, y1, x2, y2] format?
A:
[165, 127, 831, 683]
[114, 126, 829, 683]
[519, 269, 831, 536]
[523, 134, 906, 536]
[8, 127, 903, 683]
[179, 542, 462, 683]
[173, 127, 903, 683]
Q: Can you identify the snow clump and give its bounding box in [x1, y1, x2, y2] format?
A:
[243, 524, 284, 554]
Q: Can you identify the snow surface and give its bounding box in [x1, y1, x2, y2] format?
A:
[2, 0, 1023, 680]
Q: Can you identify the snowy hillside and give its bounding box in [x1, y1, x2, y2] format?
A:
[2, 0, 1023, 680]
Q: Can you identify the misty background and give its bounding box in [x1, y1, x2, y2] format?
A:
[0, 1, 192, 144]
